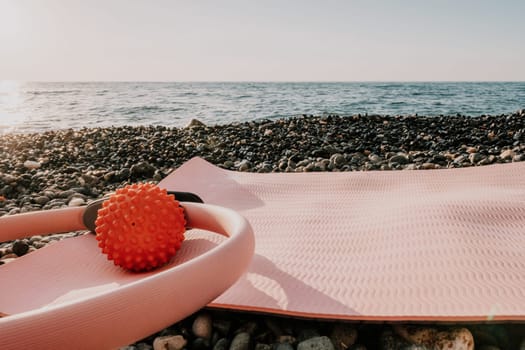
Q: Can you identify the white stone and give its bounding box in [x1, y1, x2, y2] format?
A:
[68, 197, 85, 207]
[23, 160, 41, 169]
[434, 328, 474, 350]
[394, 325, 473, 350]
[153, 335, 187, 350]
[192, 312, 213, 339]
[500, 149, 515, 160]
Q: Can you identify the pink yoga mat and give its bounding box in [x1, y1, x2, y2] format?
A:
[160, 157, 525, 321]
[1, 157, 525, 349]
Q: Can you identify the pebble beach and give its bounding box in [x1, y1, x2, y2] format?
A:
[1, 112, 525, 349]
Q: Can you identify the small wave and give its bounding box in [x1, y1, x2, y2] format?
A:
[389, 101, 407, 105]
[179, 92, 198, 97]
[376, 83, 405, 89]
[348, 99, 375, 106]
[140, 106, 163, 111]
[115, 106, 164, 115]
[27, 90, 82, 95]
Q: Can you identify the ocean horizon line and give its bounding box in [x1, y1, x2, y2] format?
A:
[4, 80, 525, 84]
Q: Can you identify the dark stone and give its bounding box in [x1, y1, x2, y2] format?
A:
[33, 195, 50, 205]
[213, 319, 232, 337]
[12, 240, 30, 256]
[130, 162, 156, 179]
[388, 154, 409, 165]
[135, 343, 153, 350]
[187, 119, 207, 128]
[63, 166, 81, 174]
[117, 168, 131, 180]
[192, 337, 211, 350]
[103, 171, 117, 182]
[298, 329, 321, 343]
[255, 344, 271, 350]
[274, 343, 294, 350]
[330, 324, 357, 350]
[469, 153, 484, 164]
[213, 338, 229, 350]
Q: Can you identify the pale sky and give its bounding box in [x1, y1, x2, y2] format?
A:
[1, 0, 524, 81]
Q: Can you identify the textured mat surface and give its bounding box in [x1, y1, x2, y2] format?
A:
[160, 157, 525, 321]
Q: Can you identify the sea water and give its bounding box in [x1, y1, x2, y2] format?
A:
[1, 81, 524, 134]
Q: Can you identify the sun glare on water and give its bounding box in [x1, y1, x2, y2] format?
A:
[0, 81, 28, 133]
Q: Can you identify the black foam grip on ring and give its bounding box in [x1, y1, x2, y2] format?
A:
[83, 191, 204, 233]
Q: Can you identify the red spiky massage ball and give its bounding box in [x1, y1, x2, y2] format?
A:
[95, 183, 186, 272]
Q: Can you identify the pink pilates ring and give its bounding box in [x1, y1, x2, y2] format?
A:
[0, 201, 255, 350]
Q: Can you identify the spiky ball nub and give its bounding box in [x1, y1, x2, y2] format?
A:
[95, 183, 186, 272]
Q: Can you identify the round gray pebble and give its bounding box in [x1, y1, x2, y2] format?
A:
[275, 343, 294, 350]
[229, 332, 250, 350]
[297, 337, 335, 350]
